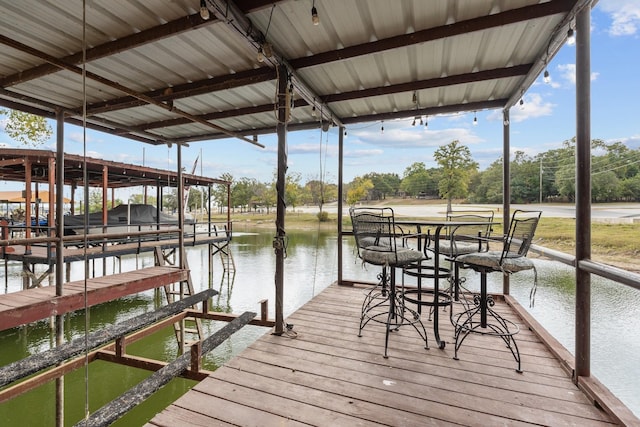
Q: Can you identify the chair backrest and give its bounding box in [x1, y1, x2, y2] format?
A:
[501, 210, 542, 261]
[349, 207, 397, 257]
[446, 210, 494, 243]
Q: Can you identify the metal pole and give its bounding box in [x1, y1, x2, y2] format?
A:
[539, 157, 543, 204]
[502, 109, 511, 295]
[55, 108, 65, 427]
[177, 142, 185, 353]
[273, 64, 288, 335]
[338, 126, 344, 286]
[575, 6, 592, 380]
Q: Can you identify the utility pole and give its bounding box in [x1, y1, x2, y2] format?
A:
[539, 157, 543, 204]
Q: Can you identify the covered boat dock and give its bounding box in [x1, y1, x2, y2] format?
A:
[1, 0, 639, 425]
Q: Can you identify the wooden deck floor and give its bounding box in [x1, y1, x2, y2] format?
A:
[147, 283, 621, 426]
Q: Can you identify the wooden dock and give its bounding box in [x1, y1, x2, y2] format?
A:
[147, 282, 629, 426]
[0, 265, 188, 331]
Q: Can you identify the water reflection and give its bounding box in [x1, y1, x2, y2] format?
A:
[0, 228, 638, 423]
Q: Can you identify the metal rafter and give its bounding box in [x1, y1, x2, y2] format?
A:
[133, 65, 529, 132]
[0, 13, 217, 88]
[205, 0, 343, 127]
[59, 1, 563, 123]
[289, 0, 576, 69]
[0, 33, 264, 148]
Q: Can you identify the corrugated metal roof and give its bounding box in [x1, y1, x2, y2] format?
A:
[0, 0, 587, 146]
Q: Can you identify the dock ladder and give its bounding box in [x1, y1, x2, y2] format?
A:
[154, 247, 204, 353]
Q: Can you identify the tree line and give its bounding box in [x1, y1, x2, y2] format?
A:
[209, 137, 640, 213]
[89, 137, 640, 217]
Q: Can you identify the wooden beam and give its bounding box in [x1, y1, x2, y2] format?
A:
[78, 311, 256, 427]
[0, 288, 217, 388]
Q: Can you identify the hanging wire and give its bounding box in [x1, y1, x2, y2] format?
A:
[81, 0, 90, 422]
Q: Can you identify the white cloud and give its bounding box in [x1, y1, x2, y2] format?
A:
[485, 93, 554, 124]
[599, 0, 640, 36]
[344, 148, 384, 158]
[555, 64, 599, 85]
[352, 126, 483, 149]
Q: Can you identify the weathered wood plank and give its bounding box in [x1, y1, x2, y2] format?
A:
[0, 288, 217, 387]
[77, 311, 256, 427]
[150, 284, 627, 426]
[0, 266, 188, 331]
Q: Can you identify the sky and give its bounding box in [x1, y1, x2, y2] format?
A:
[1, 0, 639, 199]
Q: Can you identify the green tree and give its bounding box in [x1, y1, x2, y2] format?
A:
[364, 172, 401, 200]
[211, 173, 233, 213]
[0, 109, 52, 146]
[128, 193, 157, 206]
[346, 177, 374, 206]
[87, 190, 122, 212]
[433, 140, 477, 212]
[162, 190, 178, 212]
[285, 172, 303, 211]
[232, 177, 259, 212]
[510, 151, 539, 203]
[400, 162, 431, 197]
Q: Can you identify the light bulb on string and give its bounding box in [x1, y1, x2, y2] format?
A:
[200, 0, 210, 20]
[567, 28, 575, 46]
[473, 112, 478, 126]
[419, 116, 424, 126]
[412, 118, 416, 126]
[311, 1, 319, 25]
[543, 69, 550, 84]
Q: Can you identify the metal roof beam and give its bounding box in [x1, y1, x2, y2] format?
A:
[0, 13, 217, 88]
[132, 66, 528, 131]
[63, 2, 556, 119]
[82, 67, 276, 116]
[290, 0, 576, 69]
[205, 0, 343, 127]
[0, 33, 263, 148]
[340, 100, 508, 125]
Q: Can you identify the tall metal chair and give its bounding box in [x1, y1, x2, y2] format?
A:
[452, 209, 542, 372]
[350, 207, 428, 358]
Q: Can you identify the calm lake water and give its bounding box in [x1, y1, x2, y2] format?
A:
[0, 228, 639, 424]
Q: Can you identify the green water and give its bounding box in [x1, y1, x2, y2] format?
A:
[1, 229, 639, 424]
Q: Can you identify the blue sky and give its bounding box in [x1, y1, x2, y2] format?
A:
[1, 0, 639, 197]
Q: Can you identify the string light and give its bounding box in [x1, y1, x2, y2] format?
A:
[344, 130, 347, 138]
[419, 116, 424, 126]
[519, 98, 525, 110]
[199, 0, 210, 20]
[257, 47, 265, 63]
[424, 118, 428, 128]
[311, 0, 319, 26]
[567, 28, 575, 46]
[473, 112, 478, 126]
[543, 69, 550, 84]
[412, 117, 416, 126]
[381, 121, 384, 134]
